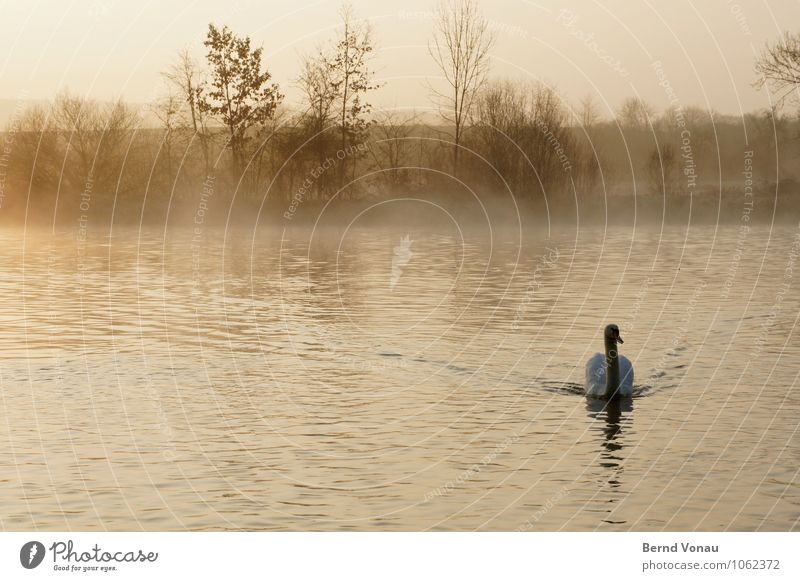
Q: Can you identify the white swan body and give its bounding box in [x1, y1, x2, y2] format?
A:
[585, 323, 634, 398]
[585, 352, 633, 397]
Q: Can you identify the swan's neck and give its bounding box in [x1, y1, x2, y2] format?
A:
[604, 338, 621, 399]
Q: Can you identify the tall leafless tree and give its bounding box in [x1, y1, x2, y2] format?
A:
[297, 50, 339, 197]
[150, 92, 185, 186]
[328, 2, 379, 188]
[162, 48, 212, 173]
[298, 51, 338, 139]
[571, 95, 604, 197]
[429, 0, 495, 177]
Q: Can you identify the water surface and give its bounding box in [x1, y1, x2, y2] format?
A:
[0, 223, 798, 530]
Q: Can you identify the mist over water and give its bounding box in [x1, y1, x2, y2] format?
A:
[0, 223, 797, 530]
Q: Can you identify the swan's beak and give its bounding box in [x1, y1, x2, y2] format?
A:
[616, 334, 624, 344]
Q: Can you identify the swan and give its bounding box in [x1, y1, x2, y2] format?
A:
[585, 324, 633, 398]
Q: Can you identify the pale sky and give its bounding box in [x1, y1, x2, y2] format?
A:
[0, 0, 796, 118]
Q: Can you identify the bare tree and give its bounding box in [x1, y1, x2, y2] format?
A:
[296, 50, 339, 197]
[246, 105, 290, 202]
[470, 80, 573, 196]
[162, 48, 212, 172]
[163, 49, 202, 134]
[472, 80, 528, 191]
[579, 95, 602, 128]
[755, 31, 800, 105]
[647, 143, 678, 196]
[298, 50, 338, 139]
[51, 92, 138, 199]
[528, 84, 572, 193]
[328, 2, 379, 187]
[53, 91, 101, 188]
[367, 109, 420, 190]
[11, 104, 60, 195]
[150, 92, 185, 185]
[617, 97, 654, 130]
[429, 0, 495, 177]
[572, 95, 604, 196]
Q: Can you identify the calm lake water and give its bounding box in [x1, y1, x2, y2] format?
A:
[0, 222, 798, 531]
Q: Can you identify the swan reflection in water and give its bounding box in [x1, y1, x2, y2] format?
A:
[585, 397, 634, 524]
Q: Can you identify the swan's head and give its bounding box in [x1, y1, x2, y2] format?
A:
[604, 323, 624, 344]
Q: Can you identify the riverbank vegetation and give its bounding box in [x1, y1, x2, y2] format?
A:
[1, 0, 799, 227]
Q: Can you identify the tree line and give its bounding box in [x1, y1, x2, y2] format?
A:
[1, 0, 799, 225]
